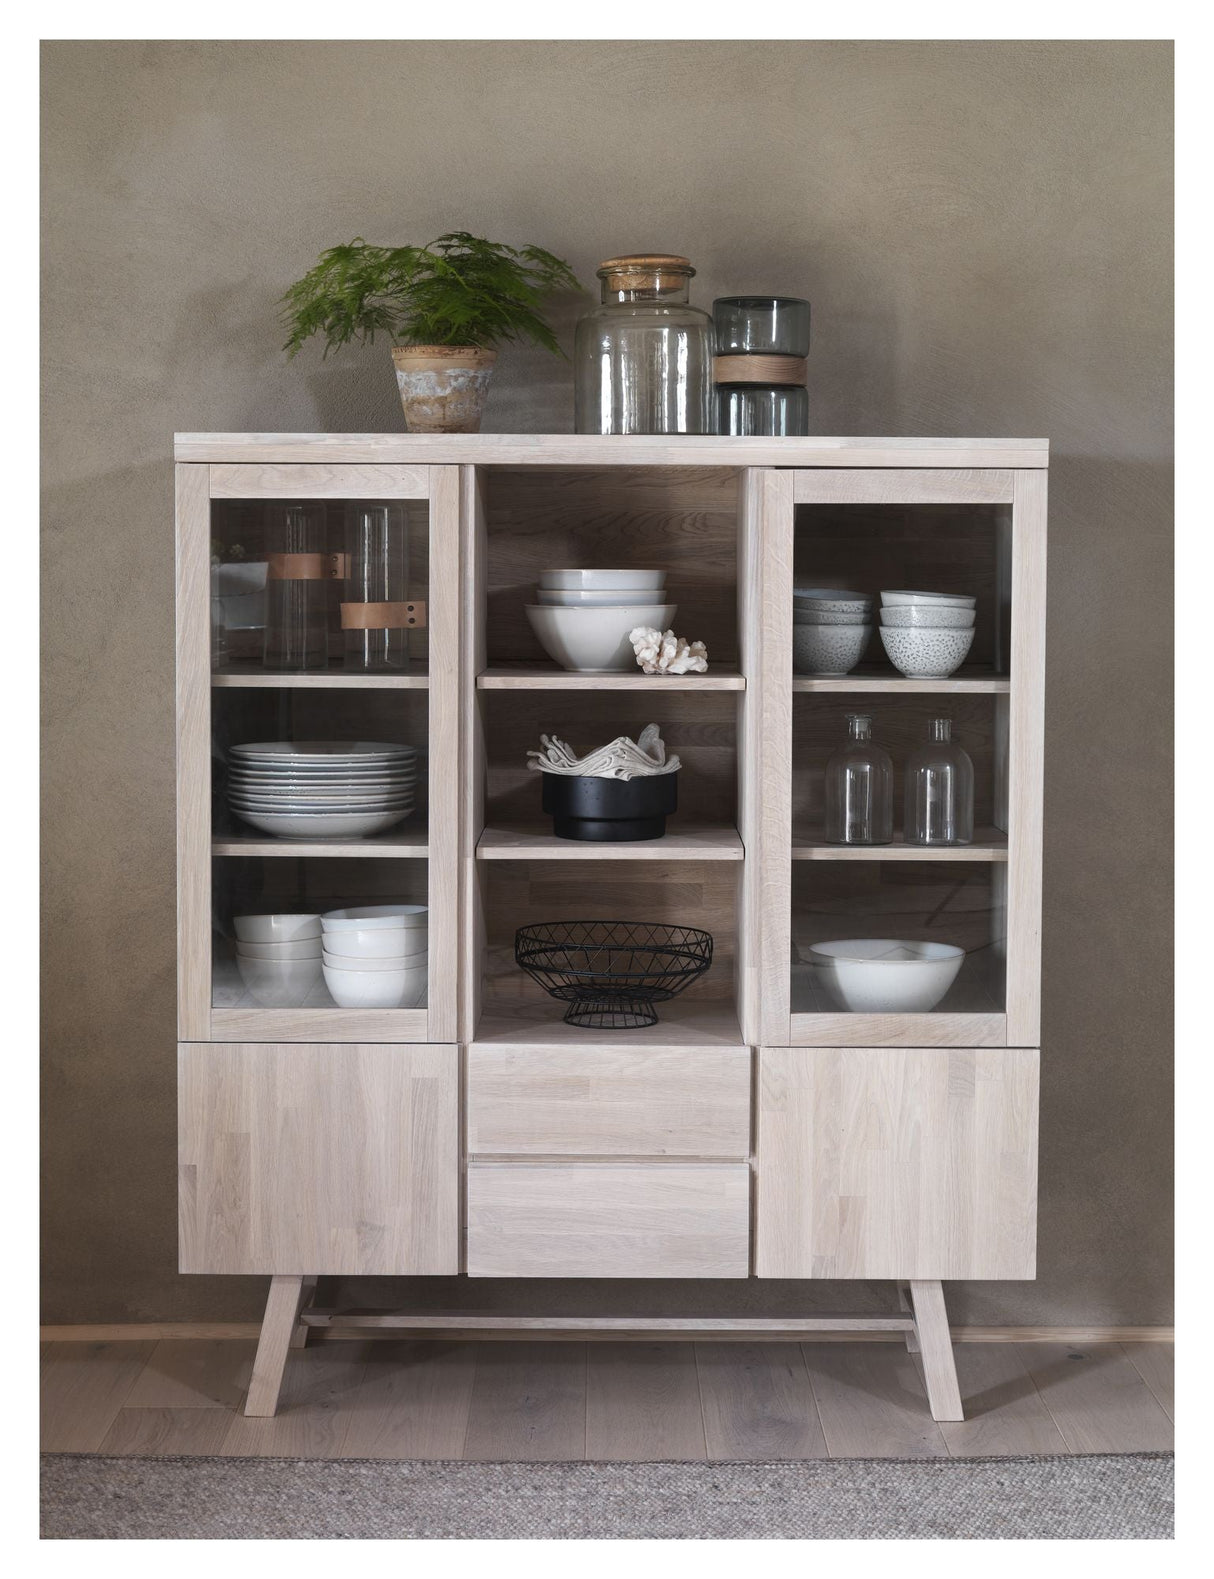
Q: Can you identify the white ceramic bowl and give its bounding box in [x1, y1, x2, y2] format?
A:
[794, 607, 874, 626]
[230, 794, 415, 812]
[793, 587, 871, 608]
[322, 948, 427, 972]
[321, 904, 429, 932]
[230, 807, 413, 838]
[880, 590, 976, 609]
[880, 626, 975, 679]
[232, 913, 320, 943]
[236, 937, 323, 960]
[539, 569, 667, 592]
[807, 939, 964, 1013]
[230, 740, 414, 763]
[793, 623, 871, 677]
[320, 927, 428, 959]
[525, 603, 677, 672]
[536, 586, 665, 607]
[236, 955, 323, 1008]
[322, 962, 428, 1009]
[879, 605, 975, 630]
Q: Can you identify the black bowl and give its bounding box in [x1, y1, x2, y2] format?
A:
[540, 771, 678, 841]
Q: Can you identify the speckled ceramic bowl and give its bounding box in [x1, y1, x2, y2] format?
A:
[879, 605, 975, 630]
[879, 626, 975, 678]
[793, 623, 872, 677]
[794, 606, 874, 626]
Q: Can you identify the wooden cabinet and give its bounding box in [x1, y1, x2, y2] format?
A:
[466, 1163, 751, 1278]
[754, 1046, 1039, 1280]
[178, 1042, 458, 1275]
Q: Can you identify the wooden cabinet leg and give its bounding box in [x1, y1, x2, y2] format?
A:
[908, 1280, 964, 1421]
[289, 1276, 319, 1350]
[245, 1275, 307, 1417]
[897, 1282, 919, 1352]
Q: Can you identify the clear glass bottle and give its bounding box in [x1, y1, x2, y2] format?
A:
[905, 719, 974, 845]
[343, 503, 411, 671]
[574, 255, 714, 434]
[824, 714, 893, 845]
[263, 502, 330, 670]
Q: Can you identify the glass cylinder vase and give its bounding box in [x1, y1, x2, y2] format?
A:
[574, 255, 714, 435]
[824, 714, 893, 845]
[262, 502, 329, 671]
[905, 718, 974, 845]
[342, 503, 412, 671]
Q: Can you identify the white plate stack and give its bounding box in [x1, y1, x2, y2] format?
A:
[525, 569, 677, 672]
[226, 741, 420, 839]
[321, 904, 429, 1009]
[233, 912, 322, 1006]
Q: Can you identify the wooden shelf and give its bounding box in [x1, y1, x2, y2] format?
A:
[478, 666, 745, 691]
[213, 663, 428, 689]
[473, 997, 744, 1050]
[212, 823, 429, 859]
[791, 828, 1008, 862]
[477, 822, 744, 861]
[793, 665, 1009, 694]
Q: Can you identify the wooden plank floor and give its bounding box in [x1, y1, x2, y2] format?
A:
[41, 1338, 1174, 1460]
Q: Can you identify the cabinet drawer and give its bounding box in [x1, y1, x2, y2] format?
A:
[466, 1046, 751, 1157]
[466, 1163, 751, 1277]
[178, 1042, 458, 1276]
[755, 1046, 1039, 1280]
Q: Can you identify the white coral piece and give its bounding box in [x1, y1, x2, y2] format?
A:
[629, 626, 708, 676]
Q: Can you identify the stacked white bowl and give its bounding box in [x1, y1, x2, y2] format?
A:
[878, 591, 977, 678]
[320, 904, 429, 1009]
[233, 912, 322, 1006]
[525, 569, 677, 672]
[792, 587, 874, 676]
[227, 741, 420, 839]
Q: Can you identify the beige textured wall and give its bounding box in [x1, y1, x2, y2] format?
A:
[41, 39, 1173, 1324]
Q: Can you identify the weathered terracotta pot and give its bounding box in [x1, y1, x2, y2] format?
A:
[390, 345, 497, 433]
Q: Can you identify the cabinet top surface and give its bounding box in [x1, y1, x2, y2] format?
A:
[175, 433, 1049, 468]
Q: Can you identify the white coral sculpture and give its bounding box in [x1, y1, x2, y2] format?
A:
[526, 723, 680, 780]
[629, 626, 708, 676]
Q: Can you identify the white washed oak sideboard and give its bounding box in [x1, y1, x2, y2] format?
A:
[175, 434, 1047, 1420]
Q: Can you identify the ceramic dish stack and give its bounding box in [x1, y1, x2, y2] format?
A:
[226, 741, 420, 839]
[320, 904, 429, 1008]
[792, 587, 874, 676]
[232, 912, 322, 1007]
[526, 569, 677, 673]
[878, 591, 977, 678]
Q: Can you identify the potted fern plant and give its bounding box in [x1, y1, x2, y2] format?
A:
[281, 232, 582, 433]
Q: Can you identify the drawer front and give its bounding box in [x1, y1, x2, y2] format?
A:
[755, 1046, 1039, 1280]
[466, 1046, 751, 1157]
[466, 1163, 751, 1277]
[179, 1042, 458, 1276]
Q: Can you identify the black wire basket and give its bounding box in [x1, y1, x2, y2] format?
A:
[515, 920, 714, 1030]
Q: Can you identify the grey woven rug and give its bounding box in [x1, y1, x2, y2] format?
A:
[41, 1452, 1173, 1539]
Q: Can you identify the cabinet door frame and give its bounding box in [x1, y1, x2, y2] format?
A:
[178, 1040, 459, 1275]
[175, 462, 461, 1043]
[757, 466, 1046, 1048]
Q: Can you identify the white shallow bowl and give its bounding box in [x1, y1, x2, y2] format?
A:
[323, 962, 428, 1009]
[232, 913, 320, 943]
[526, 603, 677, 672]
[237, 955, 323, 1008]
[880, 590, 976, 609]
[320, 928, 428, 959]
[236, 937, 323, 961]
[231, 807, 412, 838]
[536, 586, 665, 607]
[539, 569, 667, 592]
[794, 607, 873, 626]
[880, 626, 975, 679]
[793, 623, 872, 677]
[322, 948, 427, 972]
[880, 605, 975, 630]
[230, 794, 415, 812]
[230, 741, 414, 763]
[321, 904, 429, 932]
[808, 939, 964, 1013]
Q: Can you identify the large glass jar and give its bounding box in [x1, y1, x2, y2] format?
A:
[342, 503, 412, 671]
[824, 714, 893, 845]
[574, 255, 714, 434]
[263, 502, 329, 671]
[905, 718, 974, 845]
